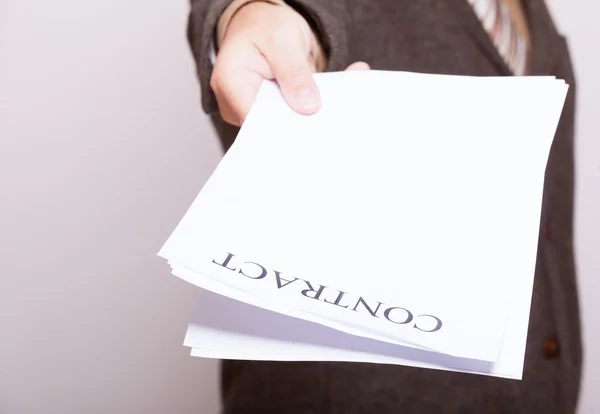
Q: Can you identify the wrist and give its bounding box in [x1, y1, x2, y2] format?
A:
[217, 0, 284, 49]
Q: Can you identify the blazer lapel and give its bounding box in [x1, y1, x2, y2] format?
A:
[522, 0, 556, 76]
[449, 0, 513, 76]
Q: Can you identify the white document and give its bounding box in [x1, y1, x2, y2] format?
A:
[159, 70, 568, 376]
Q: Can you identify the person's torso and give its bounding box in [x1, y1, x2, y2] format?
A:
[216, 1, 582, 412]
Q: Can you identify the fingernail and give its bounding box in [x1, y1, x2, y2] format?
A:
[293, 87, 319, 111]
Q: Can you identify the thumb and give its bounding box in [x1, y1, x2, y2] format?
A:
[262, 33, 320, 115]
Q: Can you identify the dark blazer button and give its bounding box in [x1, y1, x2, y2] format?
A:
[544, 337, 560, 359]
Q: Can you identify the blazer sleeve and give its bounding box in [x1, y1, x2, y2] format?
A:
[187, 0, 351, 115]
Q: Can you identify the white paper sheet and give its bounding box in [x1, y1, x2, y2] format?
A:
[159, 70, 568, 375]
[182, 276, 531, 379]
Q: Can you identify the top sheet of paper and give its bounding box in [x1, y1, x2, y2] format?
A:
[159, 70, 567, 362]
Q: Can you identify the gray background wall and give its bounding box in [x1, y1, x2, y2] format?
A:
[0, 0, 597, 413]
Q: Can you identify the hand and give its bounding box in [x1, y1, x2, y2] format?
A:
[211, 1, 370, 126]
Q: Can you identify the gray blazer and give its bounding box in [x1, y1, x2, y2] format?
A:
[187, 0, 582, 412]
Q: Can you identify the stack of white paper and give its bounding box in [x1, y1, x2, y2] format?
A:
[158, 70, 568, 380]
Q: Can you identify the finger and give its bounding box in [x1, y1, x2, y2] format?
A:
[260, 28, 320, 115]
[345, 61, 371, 71]
[211, 45, 271, 126]
[212, 69, 265, 126]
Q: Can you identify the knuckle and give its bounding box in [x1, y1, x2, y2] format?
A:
[219, 107, 239, 126]
[217, 100, 244, 126]
[210, 70, 224, 93]
[221, 113, 238, 126]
